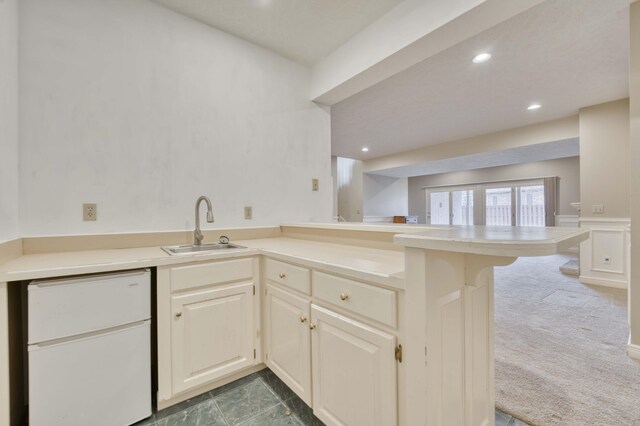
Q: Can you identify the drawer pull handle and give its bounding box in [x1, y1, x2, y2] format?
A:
[279, 272, 286, 279]
[299, 315, 307, 323]
[340, 293, 349, 301]
[175, 312, 182, 318]
[309, 323, 316, 330]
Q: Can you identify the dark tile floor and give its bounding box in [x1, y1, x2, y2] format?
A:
[135, 369, 322, 426]
[136, 368, 530, 426]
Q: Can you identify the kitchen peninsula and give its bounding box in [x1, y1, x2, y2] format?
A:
[0, 223, 588, 426]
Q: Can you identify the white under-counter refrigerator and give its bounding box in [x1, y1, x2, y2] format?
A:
[27, 269, 152, 426]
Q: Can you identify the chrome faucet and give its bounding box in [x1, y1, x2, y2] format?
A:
[194, 196, 214, 245]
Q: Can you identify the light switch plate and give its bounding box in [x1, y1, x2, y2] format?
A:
[312, 178, 319, 191]
[83, 203, 97, 221]
[592, 204, 605, 214]
[244, 206, 252, 220]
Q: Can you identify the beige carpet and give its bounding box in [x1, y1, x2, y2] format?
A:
[494, 254, 640, 426]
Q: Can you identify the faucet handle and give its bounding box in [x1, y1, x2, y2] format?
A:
[219, 235, 230, 244]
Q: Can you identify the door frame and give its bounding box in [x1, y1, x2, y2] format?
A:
[483, 179, 544, 226]
[425, 186, 477, 225]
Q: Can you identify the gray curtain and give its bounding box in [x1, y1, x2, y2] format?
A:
[543, 177, 558, 226]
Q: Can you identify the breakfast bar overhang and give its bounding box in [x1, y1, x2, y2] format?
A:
[394, 226, 589, 426]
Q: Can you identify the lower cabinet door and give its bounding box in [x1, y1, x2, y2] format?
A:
[171, 282, 254, 394]
[265, 284, 312, 405]
[311, 304, 397, 426]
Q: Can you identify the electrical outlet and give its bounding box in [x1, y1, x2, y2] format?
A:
[83, 203, 97, 221]
[244, 206, 252, 220]
[312, 178, 319, 191]
[592, 204, 605, 214]
[603, 256, 611, 265]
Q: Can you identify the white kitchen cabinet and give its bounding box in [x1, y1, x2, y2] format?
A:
[312, 271, 397, 328]
[311, 304, 397, 426]
[170, 281, 254, 395]
[265, 284, 312, 405]
[263, 257, 400, 426]
[265, 258, 311, 295]
[157, 257, 260, 404]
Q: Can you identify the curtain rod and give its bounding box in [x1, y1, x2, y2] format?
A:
[421, 176, 557, 190]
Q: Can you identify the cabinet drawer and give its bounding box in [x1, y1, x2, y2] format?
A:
[265, 258, 310, 295]
[312, 271, 396, 328]
[170, 258, 253, 292]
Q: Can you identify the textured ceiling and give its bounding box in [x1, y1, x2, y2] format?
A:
[370, 138, 579, 178]
[150, 0, 402, 65]
[332, 0, 630, 160]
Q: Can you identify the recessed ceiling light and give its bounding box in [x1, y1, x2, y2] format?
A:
[527, 103, 542, 110]
[472, 53, 492, 64]
[361, 147, 369, 152]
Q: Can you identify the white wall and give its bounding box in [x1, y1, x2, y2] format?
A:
[18, 0, 332, 237]
[363, 174, 408, 218]
[577, 99, 630, 290]
[0, 0, 19, 243]
[579, 98, 630, 219]
[331, 156, 338, 218]
[336, 157, 363, 222]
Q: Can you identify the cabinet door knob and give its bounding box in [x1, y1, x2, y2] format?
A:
[340, 292, 349, 301]
[309, 323, 316, 330]
[279, 272, 286, 279]
[175, 311, 182, 318]
[299, 315, 307, 323]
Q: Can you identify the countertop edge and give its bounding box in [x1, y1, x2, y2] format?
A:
[394, 228, 589, 256]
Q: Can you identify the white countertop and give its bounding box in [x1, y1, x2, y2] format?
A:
[0, 237, 404, 288]
[0, 223, 588, 285]
[0, 246, 256, 282]
[239, 238, 404, 288]
[394, 225, 589, 257]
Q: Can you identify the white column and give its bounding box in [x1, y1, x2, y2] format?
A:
[628, 0, 640, 359]
[0, 282, 9, 426]
[403, 248, 514, 426]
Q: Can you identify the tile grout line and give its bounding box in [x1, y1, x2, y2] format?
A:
[256, 375, 305, 425]
[235, 401, 284, 426]
[211, 397, 231, 426]
[217, 376, 283, 426]
[258, 376, 283, 401]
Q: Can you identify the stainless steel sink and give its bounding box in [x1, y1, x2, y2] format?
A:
[162, 243, 247, 255]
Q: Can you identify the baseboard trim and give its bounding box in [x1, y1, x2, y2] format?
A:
[627, 344, 640, 360]
[579, 275, 627, 289]
[22, 227, 281, 255]
[579, 217, 631, 224]
[0, 239, 22, 265]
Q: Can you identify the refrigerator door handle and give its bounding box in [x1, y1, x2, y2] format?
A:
[29, 319, 151, 351]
